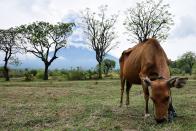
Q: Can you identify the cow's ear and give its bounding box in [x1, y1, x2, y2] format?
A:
[167, 77, 188, 88]
[143, 77, 151, 86]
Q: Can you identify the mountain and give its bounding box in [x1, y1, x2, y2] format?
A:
[9, 46, 119, 70]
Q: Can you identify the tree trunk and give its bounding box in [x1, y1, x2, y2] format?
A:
[4, 61, 9, 81]
[43, 64, 49, 80]
[98, 62, 102, 79]
[190, 68, 192, 76]
[189, 64, 194, 76]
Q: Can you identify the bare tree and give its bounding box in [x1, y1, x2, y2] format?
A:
[18, 22, 74, 80]
[82, 5, 118, 79]
[124, 0, 174, 43]
[0, 28, 19, 81]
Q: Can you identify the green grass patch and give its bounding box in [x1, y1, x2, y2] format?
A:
[0, 80, 196, 130]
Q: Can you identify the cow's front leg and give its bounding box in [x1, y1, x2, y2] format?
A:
[168, 101, 177, 122]
[143, 85, 150, 117]
[139, 69, 151, 117]
[169, 103, 177, 117]
[168, 96, 177, 122]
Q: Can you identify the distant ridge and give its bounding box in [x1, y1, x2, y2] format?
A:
[4, 46, 119, 70]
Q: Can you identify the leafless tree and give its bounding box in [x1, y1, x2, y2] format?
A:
[124, 0, 174, 43]
[0, 28, 19, 81]
[82, 5, 118, 78]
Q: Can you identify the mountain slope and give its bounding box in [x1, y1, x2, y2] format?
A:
[11, 46, 119, 69]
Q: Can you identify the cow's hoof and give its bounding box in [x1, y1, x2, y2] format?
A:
[144, 113, 150, 117]
[168, 111, 174, 122]
[173, 111, 177, 117]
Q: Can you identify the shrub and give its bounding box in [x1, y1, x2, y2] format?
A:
[10, 69, 25, 78]
[84, 70, 98, 80]
[36, 70, 44, 79]
[170, 67, 182, 75]
[49, 69, 62, 76]
[68, 70, 86, 80]
[0, 67, 4, 77]
[30, 69, 37, 76]
[24, 71, 34, 81]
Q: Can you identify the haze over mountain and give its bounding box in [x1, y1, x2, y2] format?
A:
[5, 46, 119, 70]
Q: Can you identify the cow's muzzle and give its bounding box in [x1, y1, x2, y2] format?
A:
[155, 118, 167, 123]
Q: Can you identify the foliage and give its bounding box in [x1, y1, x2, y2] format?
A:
[82, 5, 118, 78]
[176, 51, 196, 75]
[49, 69, 67, 81]
[169, 67, 182, 75]
[30, 69, 37, 76]
[67, 68, 98, 80]
[36, 70, 44, 79]
[102, 59, 116, 75]
[18, 21, 74, 80]
[67, 70, 86, 80]
[0, 67, 4, 77]
[9, 57, 21, 66]
[24, 69, 34, 81]
[124, 0, 174, 42]
[0, 28, 20, 81]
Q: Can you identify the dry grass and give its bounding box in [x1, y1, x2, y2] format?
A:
[0, 79, 196, 130]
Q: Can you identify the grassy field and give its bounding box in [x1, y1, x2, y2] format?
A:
[0, 79, 196, 131]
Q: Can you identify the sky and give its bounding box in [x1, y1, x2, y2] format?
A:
[0, 0, 196, 60]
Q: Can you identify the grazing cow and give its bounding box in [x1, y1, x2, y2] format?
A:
[119, 38, 188, 123]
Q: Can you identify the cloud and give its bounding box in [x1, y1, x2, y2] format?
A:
[0, 0, 196, 61]
[171, 16, 196, 38]
[163, 35, 196, 60]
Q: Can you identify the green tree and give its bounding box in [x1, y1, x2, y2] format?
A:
[0, 28, 20, 81]
[18, 21, 74, 80]
[102, 59, 116, 75]
[177, 52, 196, 75]
[124, 0, 174, 43]
[82, 5, 118, 79]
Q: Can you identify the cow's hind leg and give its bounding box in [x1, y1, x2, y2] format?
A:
[126, 81, 132, 106]
[120, 77, 125, 107]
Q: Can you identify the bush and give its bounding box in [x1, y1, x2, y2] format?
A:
[24, 70, 34, 81]
[170, 68, 182, 75]
[10, 69, 25, 78]
[0, 67, 4, 77]
[49, 69, 62, 76]
[36, 70, 44, 79]
[49, 69, 68, 81]
[84, 70, 98, 80]
[30, 70, 37, 76]
[65, 68, 98, 80]
[68, 70, 86, 80]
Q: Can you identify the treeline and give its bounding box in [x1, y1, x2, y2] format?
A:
[0, 0, 175, 81]
[1, 0, 194, 81]
[170, 51, 196, 78]
[0, 66, 118, 81]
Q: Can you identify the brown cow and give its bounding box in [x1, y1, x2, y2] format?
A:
[120, 38, 188, 123]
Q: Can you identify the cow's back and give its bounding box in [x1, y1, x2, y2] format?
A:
[121, 38, 170, 84]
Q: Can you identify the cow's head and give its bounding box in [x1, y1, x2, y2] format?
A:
[143, 77, 188, 123]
